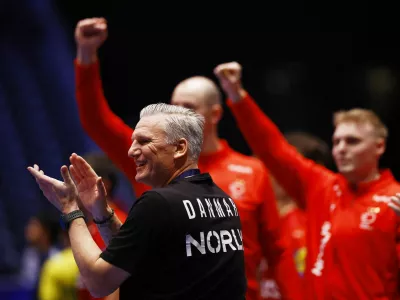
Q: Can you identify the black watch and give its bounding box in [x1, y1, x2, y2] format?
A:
[60, 210, 85, 231]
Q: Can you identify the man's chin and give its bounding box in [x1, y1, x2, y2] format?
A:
[135, 173, 145, 183]
[338, 165, 355, 175]
[135, 173, 152, 186]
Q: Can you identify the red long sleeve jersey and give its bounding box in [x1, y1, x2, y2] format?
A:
[75, 61, 302, 300]
[260, 208, 307, 299]
[228, 94, 400, 300]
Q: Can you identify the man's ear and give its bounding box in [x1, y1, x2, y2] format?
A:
[376, 137, 386, 157]
[210, 104, 223, 126]
[174, 138, 188, 159]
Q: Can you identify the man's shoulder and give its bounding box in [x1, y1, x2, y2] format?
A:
[158, 177, 219, 195]
[380, 177, 400, 195]
[383, 170, 400, 188]
[124, 191, 171, 227]
[134, 190, 167, 207]
[142, 175, 230, 202]
[386, 179, 400, 190]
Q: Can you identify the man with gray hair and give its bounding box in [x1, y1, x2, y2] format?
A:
[74, 17, 301, 300]
[27, 103, 247, 300]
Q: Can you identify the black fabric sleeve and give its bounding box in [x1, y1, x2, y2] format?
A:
[100, 191, 170, 274]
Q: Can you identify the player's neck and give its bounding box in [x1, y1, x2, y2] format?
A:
[201, 131, 222, 154]
[347, 167, 381, 187]
[278, 200, 297, 217]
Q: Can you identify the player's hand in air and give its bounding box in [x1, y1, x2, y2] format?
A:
[214, 61, 246, 102]
[75, 17, 108, 64]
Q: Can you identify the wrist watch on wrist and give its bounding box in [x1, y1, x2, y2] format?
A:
[60, 210, 86, 231]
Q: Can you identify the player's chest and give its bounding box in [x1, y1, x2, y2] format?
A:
[200, 162, 255, 203]
[330, 191, 397, 241]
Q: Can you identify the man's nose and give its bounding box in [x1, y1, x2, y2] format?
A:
[128, 143, 141, 158]
[336, 141, 347, 153]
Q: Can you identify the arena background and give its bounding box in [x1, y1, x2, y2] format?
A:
[0, 1, 399, 298]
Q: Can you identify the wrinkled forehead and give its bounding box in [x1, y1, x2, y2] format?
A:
[132, 115, 166, 139]
[333, 121, 376, 139]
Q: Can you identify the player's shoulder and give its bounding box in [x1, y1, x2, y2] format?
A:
[388, 180, 400, 189]
[380, 169, 400, 193]
[227, 150, 268, 175]
[384, 181, 400, 195]
[132, 190, 167, 211]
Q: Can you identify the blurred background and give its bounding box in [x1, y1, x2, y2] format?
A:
[1, 1, 400, 299]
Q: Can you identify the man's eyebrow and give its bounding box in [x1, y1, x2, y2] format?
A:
[132, 132, 151, 141]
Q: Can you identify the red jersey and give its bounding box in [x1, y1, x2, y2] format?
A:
[78, 203, 128, 300]
[75, 61, 150, 199]
[75, 61, 302, 300]
[260, 208, 307, 299]
[228, 93, 400, 300]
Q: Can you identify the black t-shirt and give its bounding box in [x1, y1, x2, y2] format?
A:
[100, 173, 246, 300]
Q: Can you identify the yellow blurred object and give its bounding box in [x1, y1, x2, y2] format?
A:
[294, 247, 307, 276]
[38, 247, 79, 300]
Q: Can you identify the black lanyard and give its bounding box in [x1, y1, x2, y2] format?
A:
[174, 169, 201, 181]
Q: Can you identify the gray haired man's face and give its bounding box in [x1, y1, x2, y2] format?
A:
[128, 116, 177, 188]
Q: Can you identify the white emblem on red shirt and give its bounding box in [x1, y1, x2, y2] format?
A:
[229, 179, 246, 200]
[227, 164, 253, 174]
[359, 210, 378, 231]
[311, 221, 331, 277]
[372, 194, 391, 204]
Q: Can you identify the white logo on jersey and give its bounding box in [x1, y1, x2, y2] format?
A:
[229, 180, 246, 200]
[311, 221, 331, 277]
[186, 229, 243, 257]
[227, 164, 253, 174]
[359, 211, 377, 230]
[372, 194, 391, 204]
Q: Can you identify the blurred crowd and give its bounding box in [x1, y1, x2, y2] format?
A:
[18, 153, 127, 300]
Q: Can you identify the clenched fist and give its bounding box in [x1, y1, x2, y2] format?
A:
[214, 62, 246, 102]
[75, 18, 108, 64]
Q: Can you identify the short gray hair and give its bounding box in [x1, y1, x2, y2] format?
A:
[140, 103, 205, 161]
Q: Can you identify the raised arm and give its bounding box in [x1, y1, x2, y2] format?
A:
[74, 17, 149, 198]
[215, 62, 332, 208]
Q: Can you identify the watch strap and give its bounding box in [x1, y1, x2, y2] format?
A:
[60, 210, 85, 230]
